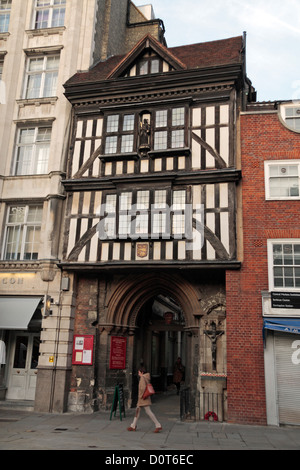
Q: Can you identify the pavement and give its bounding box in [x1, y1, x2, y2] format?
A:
[1, 391, 300, 455]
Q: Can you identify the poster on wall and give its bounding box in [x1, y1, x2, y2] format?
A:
[109, 336, 127, 370]
[72, 335, 94, 365]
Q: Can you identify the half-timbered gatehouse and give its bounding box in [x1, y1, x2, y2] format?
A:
[62, 33, 255, 416]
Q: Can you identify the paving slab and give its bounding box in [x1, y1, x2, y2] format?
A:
[1, 391, 300, 453]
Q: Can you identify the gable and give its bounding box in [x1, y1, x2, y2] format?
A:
[107, 34, 186, 79]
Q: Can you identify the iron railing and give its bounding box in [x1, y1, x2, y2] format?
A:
[180, 388, 226, 422]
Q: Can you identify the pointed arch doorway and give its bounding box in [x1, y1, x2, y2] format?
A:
[105, 272, 201, 408]
[132, 294, 186, 406]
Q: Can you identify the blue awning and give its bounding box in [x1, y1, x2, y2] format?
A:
[263, 318, 300, 335]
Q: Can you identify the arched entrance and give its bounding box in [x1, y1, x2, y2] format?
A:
[131, 294, 186, 406]
[105, 271, 201, 407]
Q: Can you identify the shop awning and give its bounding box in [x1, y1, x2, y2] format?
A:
[0, 297, 42, 330]
[263, 318, 300, 335]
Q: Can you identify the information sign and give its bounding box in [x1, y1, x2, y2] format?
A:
[72, 335, 94, 365]
[271, 292, 300, 309]
[109, 336, 127, 369]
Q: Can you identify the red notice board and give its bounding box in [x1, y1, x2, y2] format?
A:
[109, 336, 127, 370]
[72, 335, 94, 365]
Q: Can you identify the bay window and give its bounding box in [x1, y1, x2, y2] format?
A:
[100, 189, 188, 240]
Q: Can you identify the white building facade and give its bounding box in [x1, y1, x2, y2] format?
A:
[0, 0, 163, 412]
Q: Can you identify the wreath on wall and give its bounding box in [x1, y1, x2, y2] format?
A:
[204, 411, 218, 422]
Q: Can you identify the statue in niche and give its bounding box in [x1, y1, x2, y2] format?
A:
[204, 321, 224, 371]
[139, 117, 151, 156]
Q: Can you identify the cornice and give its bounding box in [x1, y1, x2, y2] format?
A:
[58, 260, 242, 272]
[62, 169, 242, 192]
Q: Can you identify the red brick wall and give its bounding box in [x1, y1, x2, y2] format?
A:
[226, 111, 300, 424]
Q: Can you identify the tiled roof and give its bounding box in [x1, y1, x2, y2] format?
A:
[169, 36, 243, 69]
[65, 35, 243, 87]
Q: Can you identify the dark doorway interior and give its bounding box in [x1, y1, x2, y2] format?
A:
[131, 295, 186, 407]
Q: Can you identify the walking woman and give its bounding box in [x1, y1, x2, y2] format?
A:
[127, 367, 162, 433]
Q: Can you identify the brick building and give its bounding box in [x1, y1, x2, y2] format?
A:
[227, 101, 300, 425]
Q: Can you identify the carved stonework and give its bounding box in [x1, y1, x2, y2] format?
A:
[204, 321, 224, 371]
[201, 292, 226, 316]
[40, 261, 58, 282]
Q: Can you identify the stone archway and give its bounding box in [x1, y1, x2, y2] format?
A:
[106, 271, 202, 333]
[102, 271, 202, 407]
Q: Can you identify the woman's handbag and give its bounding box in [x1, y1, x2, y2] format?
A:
[142, 383, 155, 399]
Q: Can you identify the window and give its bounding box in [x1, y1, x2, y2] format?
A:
[0, 0, 11, 33]
[2, 205, 43, 260]
[154, 107, 186, 150]
[103, 195, 117, 238]
[13, 126, 51, 175]
[268, 240, 300, 290]
[104, 114, 135, 154]
[152, 190, 168, 235]
[172, 190, 186, 235]
[103, 107, 187, 156]
[265, 161, 300, 199]
[119, 192, 132, 237]
[24, 54, 59, 99]
[281, 105, 300, 132]
[137, 54, 160, 75]
[99, 189, 188, 240]
[34, 0, 66, 29]
[136, 191, 150, 234]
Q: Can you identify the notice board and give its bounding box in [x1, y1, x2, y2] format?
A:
[72, 335, 94, 365]
[109, 336, 127, 370]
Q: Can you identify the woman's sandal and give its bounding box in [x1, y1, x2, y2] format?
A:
[127, 426, 136, 431]
[154, 427, 162, 433]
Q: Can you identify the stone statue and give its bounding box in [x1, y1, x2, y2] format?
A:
[139, 118, 151, 155]
[204, 321, 224, 371]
